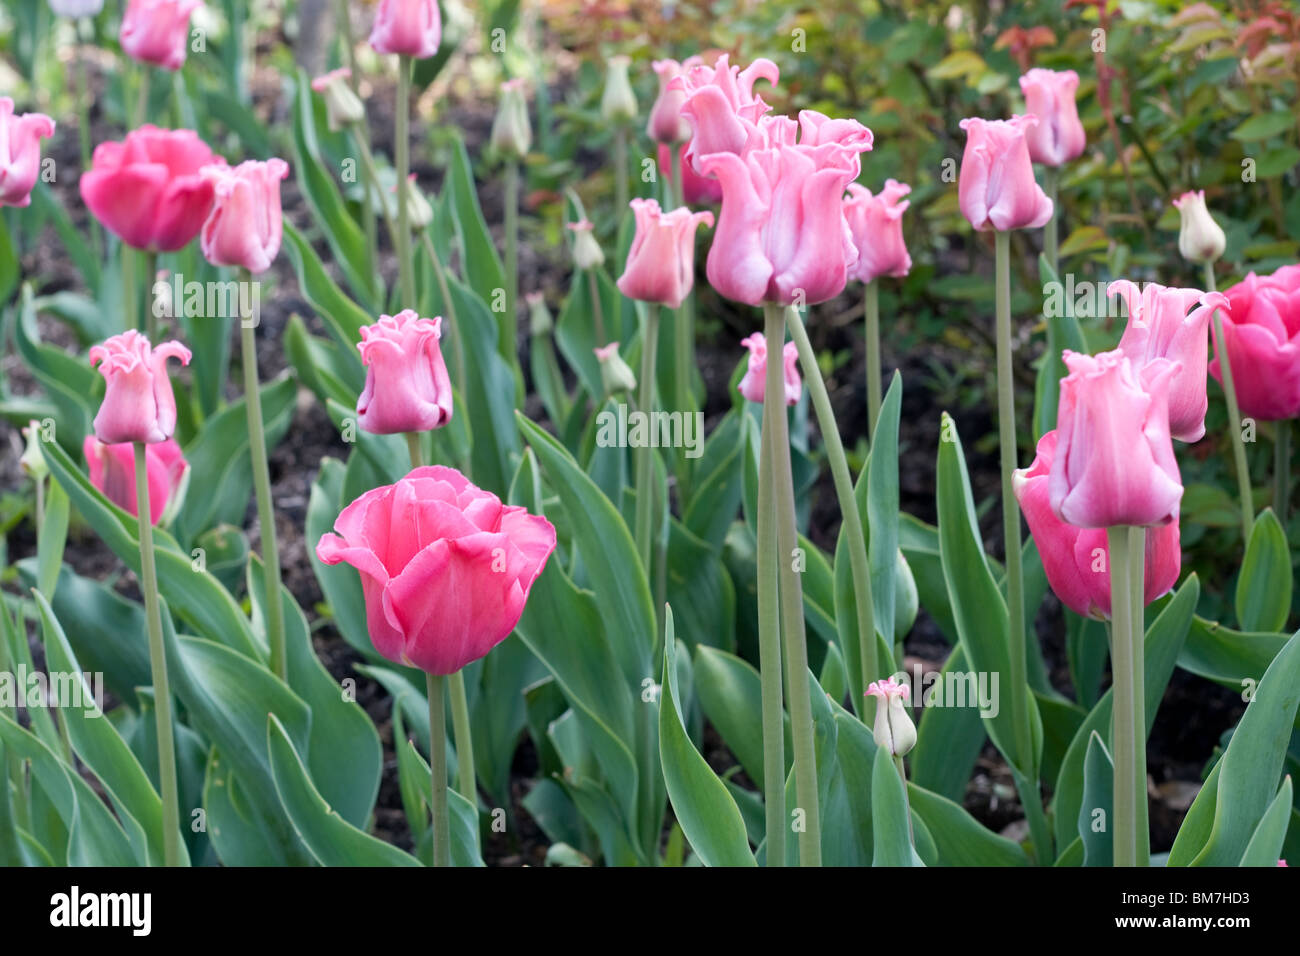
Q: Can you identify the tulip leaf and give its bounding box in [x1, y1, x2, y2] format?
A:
[1178, 617, 1289, 689]
[34, 479, 68, 599]
[907, 780, 1028, 866]
[682, 409, 747, 551]
[399, 739, 486, 867]
[909, 644, 988, 802]
[871, 744, 918, 866]
[14, 285, 102, 453]
[1077, 732, 1114, 867]
[443, 132, 506, 312]
[1238, 776, 1293, 867]
[280, 221, 368, 388]
[1235, 508, 1292, 633]
[867, 372, 903, 648]
[693, 645, 790, 788]
[452, 279, 522, 495]
[1033, 254, 1088, 442]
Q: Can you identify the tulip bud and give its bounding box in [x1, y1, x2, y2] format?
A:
[356, 310, 453, 434]
[20, 420, 48, 482]
[567, 220, 605, 271]
[200, 158, 290, 275]
[595, 342, 637, 396]
[601, 55, 638, 123]
[958, 115, 1054, 232]
[865, 678, 916, 757]
[0, 98, 55, 209]
[120, 0, 202, 72]
[526, 291, 553, 337]
[369, 0, 441, 60]
[1018, 69, 1086, 167]
[1172, 190, 1226, 265]
[616, 198, 713, 310]
[737, 333, 800, 406]
[646, 58, 696, 145]
[391, 174, 433, 232]
[491, 79, 532, 160]
[89, 331, 191, 445]
[311, 68, 365, 132]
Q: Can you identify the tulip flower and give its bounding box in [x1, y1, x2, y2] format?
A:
[199, 158, 289, 275]
[356, 310, 454, 435]
[369, 0, 441, 59]
[311, 68, 365, 132]
[658, 144, 723, 205]
[567, 219, 605, 271]
[1018, 69, 1086, 167]
[672, 53, 780, 173]
[84, 436, 189, 526]
[0, 98, 55, 208]
[48, 0, 104, 15]
[844, 180, 912, 284]
[80, 126, 222, 252]
[865, 678, 916, 757]
[119, 0, 203, 71]
[616, 199, 713, 310]
[491, 79, 532, 160]
[738, 333, 800, 406]
[1211, 265, 1300, 422]
[526, 291, 553, 337]
[1111, 280, 1228, 443]
[646, 57, 701, 145]
[595, 342, 637, 396]
[957, 115, 1054, 232]
[1050, 349, 1183, 529]
[1172, 190, 1227, 266]
[89, 331, 192, 445]
[1015, 430, 1181, 619]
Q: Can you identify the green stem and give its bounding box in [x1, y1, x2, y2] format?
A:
[1206, 260, 1254, 543]
[786, 306, 878, 721]
[503, 161, 520, 358]
[405, 431, 422, 471]
[394, 55, 416, 306]
[134, 64, 149, 128]
[240, 291, 286, 680]
[335, 0, 358, 81]
[634, 302, 659, 573]
[34, 475, 44, 540]
[1107, 526, 1146, 866]
[864, 279, 881, 439]
[124, 244, 138, 334]
[1043, 166, 1059, 278]
[755, 372, 785, 865]
[74, 38, 101, 256]
[1275, 420, 1290, 526]
[426, 672, 451, 867]
[587, 270, 607, 346]
[144, 250, 158, 340]
[134, 443, 181, 867]
[669, 142, 682, 210]
[447, 671, 476, 805]
[769, 303, 821, 866]
[614, 127, 629, 216]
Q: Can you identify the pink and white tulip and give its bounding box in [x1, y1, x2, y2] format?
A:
[1018, 69, 1086, 167]
[958, 115, 1054, 232]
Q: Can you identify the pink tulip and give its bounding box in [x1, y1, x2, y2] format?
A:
[369, 0, 441, 59]
[657, 143, 723, 205]
[199, 158, 289, 274]
[615, 199, 713, 310]
[646, 57, 701, 145]
[316, 465, 557, 675]
[1050, 349, 1183, 528]
[701, 113, 871, 306]
[672, 53, 780, 173]
[119, 0, 203, 71]
[865, 677, 916, 756]
[356, 310, 453, 435]
[1016, 430, 1181, 619]
[738, 333, 800, 406]
[79, 126, 222, 252]
[1111, 280, 1228, 443]
[83, 436, 189, 525]
[1018, 69, 1086, 167]
[89, 330, 191, 444]
[958, 115, 1054, 232]
[0, 98, 55, 208]
[1210, 264, 1300, 421]
[844, 180, 912, 284]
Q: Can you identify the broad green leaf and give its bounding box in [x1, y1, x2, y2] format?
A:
[1078, 732, 1113, 867]
[871, 744, 917, 866]
[1238, 776, 1293, 867]
[1235, 508, 1291, 633]
[693, 645, 790, 787]
[281, 221, 368, 389]
[35, 480, 69, 598]
[907, 781, 1027, 866]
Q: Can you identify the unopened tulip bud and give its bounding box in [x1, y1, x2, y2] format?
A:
[595, 342, 636, 396]
[567, 220, 605, 271]
[1172, 190, 1226, 265]
[601, 55, 637, 123]
[401, 174, 434, 231]
[20, 420, 48, 481]
[311, 68, 365, 132]
[526, 292, 553, 336]
[865, 678, 916, 757]
[491, 79, 532, 159]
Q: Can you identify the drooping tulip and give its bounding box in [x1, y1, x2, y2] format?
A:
[672, 53, 780, 172]
[311, 68, 365, 132]
[646, 57, 700, 145]
[89, 330, 192, 444]
[1172, 190, 1227, 265]
[0, 98, 55, 208]
[957, 115, 1054, 232]
[1015, 430, 1181, 619]
[199, 158, 289, 274]
[1111, 280, 1228, 443]
[1211, 265, 1300, 421]
[369, 0, 441, 59]
[119, 0, 203, 72]
[616, 199, 713, 310]
[316, 465, 557, 675]
[1050, 349, 1183, 528]
[1018, 69, 1086, 167]
[738, 333, 800, 406]
[79, 126, 222, 252]
[567, 220, 605, 271]
[865, 678, 916, 757]
[356, 310, 453, 435]
[490, 79, 532, 159]
[843, 180, 912, 284]
[84, 436, 190, 525]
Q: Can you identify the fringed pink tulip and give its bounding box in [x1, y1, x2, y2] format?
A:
[672, 53, 780, 173]
[369, 0, 441, 59]
[616, 199, 713, 310]
[120, 0, 203, 71]
[738, 333, 800, 406]
[356, 310, 453, 435]
[658, 143, 723, 205]
[1018, 69, 1086, 167]
[89, 330, 191, 444]
[1211, 265, 1300, 422]
[316, 466, 557, 675]
[958, 115, 1054, 232]
[1050, 349, 1183, 528]
[199, 158, 289, 274]
[84, 436, 189, 525]
[844, 180, 912, 283]
[647, 57, 701, 145]
[1016, 430, 1181, 619]
[865, 677, 916, 757]
[0, 98, 55, 208]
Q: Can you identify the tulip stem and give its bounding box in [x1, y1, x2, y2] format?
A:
[73, 36, 101, 257]
[864, 279, 881, 439]
[1043, 166, 1059, 278]
[425, 672, 451, 867]
[503, 160, 520, 360]
[144, 251, 158, 341]
[394, 55, 416, 307]
[587, 270, 607, 346]
[786, 306, 879, 722]
[1107, 526, 1148, 866]
[240, 299, 286, 680]
[447, 670, 477, 806]
[614, 127, 629, 218]
[1276, 421, 1290, 527]
[768, 303, 822, 866]
[633, 301, 659, 574]
[134, 442, 182, 867]
[1206, 264, 1254, 544]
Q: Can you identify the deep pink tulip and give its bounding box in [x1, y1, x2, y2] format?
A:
[1018, 69, 1086, 167]
[0, 98, 55, 208]
[356, 310, 453, 435]
[615, 199, 713, 310]
[199, 158, 289, 274]
[738, 333, 800, 406]
[84, 436, 188, 525]
[369, 0, 441, 59]
[844, 180, 912, 284]
[316, 466, 557, 675]
[89, 330, 191, 444]
[79, 126, 222, 252]
[1050, 349, 1183, 528]
[657, 143, 722, 205]
[672, 53, 779, 173]
[1016, 430, 1181, 619]
[1112, 280, 1228, 443]
[646, 57, 701, 145]
[1210, 264, 1300, 421]
[120, 0, 202, 71]
[958, 115, 1054, 232]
